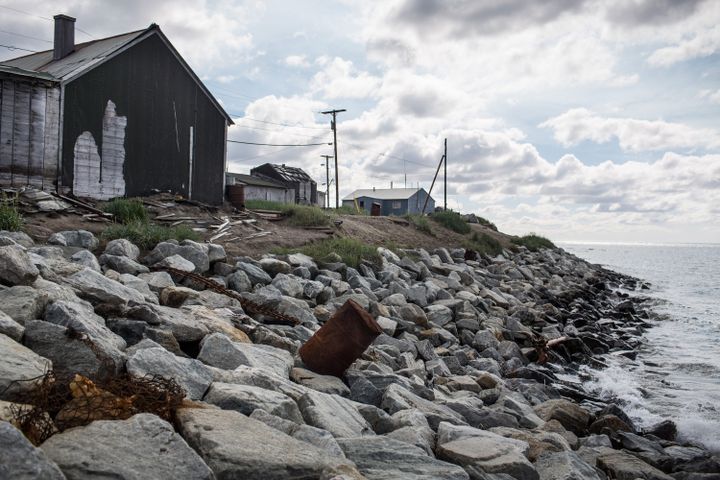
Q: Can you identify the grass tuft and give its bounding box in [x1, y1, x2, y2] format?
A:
[430, 210, 470, 234]
[244, 199, 288, 211]
[335, 205, 366, 216]
[273, 237, 380, 268]
[103, 198, 148, 224]
[281, 204, 333, 227]
[102, 221, 200, 250]
[511, 233, 556, 252]
[476, 216, 498, 231]
[0, 193, 23, 231]
[405, 214, 434, 236]
[464, 232, 503, 256]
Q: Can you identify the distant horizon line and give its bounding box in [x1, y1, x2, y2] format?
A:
[557, 240, 720, 247]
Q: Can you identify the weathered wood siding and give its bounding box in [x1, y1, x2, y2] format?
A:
[61, 33, 227, 204]
[0, 78, 60, 189]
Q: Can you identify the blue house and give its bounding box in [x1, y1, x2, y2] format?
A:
[342, 188, 435, 216]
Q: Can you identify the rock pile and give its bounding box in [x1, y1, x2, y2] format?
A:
[0, 228, 718, 479]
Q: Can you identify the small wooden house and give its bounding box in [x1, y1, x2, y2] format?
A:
[250, 163, 318, 205]
[0, 14, 232, 204]
[225, 172, 294, 204]
[342, 188, 435, 216]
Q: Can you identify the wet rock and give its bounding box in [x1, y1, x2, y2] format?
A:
[0, 245, 39, 286]
[488, 426, 571, 461]
[533, 399, 590, 434]
[204, 382, 303, 423]
[42, 413, 212, 480]
[177, 407, 353, 479]
[0, 421, 65, 480]
[298, 390, 375, 438]
[644, 419, 678, 441]
[48, 230, 98, 250]
[338, 436, 470, 480]
[589, 414, 634, 435]
[198, 333, 294, 377]
[0, 333, 52, 401]
[127, 347, 213, 400]
[535, 450, 602, 480]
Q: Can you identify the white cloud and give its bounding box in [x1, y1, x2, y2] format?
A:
[540, 108, 720, 152]
[309, 57, 381, 99]
[699, 89, 720, 104]
[647, 24, 720, 66]
[284, 55, 310, 68]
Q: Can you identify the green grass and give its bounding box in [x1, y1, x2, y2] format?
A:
[404, 214, 434, 236]
[464, 232, 503, 256]
[273, 237, 380, 268]
[0, 193, 23, 231]
[102, 221, 200, 250]
[244, 199, 289, 211]
[103, 198, 148, 224]
[511, 233, 556, 252]
[281, 204, 333, 227]
[476, 216, 498, 231]
[430, 210, 470, 234]
[335, 205, 367, 215]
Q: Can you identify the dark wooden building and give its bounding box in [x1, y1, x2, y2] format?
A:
[250, 163, 318, 205]
[0, 15, 232, 204]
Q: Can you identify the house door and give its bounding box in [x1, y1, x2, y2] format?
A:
[371, 202, 381, 216]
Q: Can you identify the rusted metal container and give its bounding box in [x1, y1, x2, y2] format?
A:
[299, 299, 383, 377]
[227, 184, 245, 208]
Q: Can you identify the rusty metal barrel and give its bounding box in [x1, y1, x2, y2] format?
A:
[299, 299, 383, 377]
[227, 184, 245, 208]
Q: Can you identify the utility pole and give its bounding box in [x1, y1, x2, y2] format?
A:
[422, 152, 446, 215]
[321, 108, 346, 208]
[444, 138, 447, 211]
[321, 155, 333, 209]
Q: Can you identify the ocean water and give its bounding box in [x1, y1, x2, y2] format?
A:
[558, 242, 720, 452]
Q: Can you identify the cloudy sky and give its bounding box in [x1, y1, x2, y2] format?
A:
[2, 0, 719, 243]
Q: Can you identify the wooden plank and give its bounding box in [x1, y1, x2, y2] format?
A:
[28, 85, 46, 188]
[42, 87, 60, 190]
[11, 82, 31, 186]
[0, 80, 15, 185]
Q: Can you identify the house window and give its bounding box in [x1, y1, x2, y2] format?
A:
[359, 200, 364, 207]
[392, 201, 401, 209]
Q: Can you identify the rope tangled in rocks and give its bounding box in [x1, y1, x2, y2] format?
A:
[154, 265, 300, 326]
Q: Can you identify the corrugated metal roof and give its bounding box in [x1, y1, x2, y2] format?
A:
[343, 188, 428, 201]
[226, 172, 288, 189]
[0, 64, 57, 82]
[1, 30, 145, 81]
[260, 163, 314, 183]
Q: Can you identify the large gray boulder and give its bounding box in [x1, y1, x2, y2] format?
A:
[104, 238, 140, 260]
[338, 436, 469, 480]
[297, 390, 375, 438]
[595, 449, 673, 480]
[236, 261, 272, 285]
[127, 304, 210, 342]
[48, 230, 98, 250]
[176, 407, 356, 479]
[144, 241, 210, 273]
[0, 230, 34, 248]
[436, 422, 538, 480]
[291, 367, 351, 397]
[0, 421, 65, 480]
[127, 347, 213, 400]
[198, 333, 293, 378]
[63, 268, 145, 305]
[0, 285, 49, 325]
[42, 413, 213, 480]
[211, 365, 308, 401]
[24, 320, 124, 379]
[0, 245, 39, 286]
[99, 254, 149, 275]
[533, 399, 590, 435]
[0, 310, 24, 341]
[535, 450, 602, 480]
[381, 383, 466, 430]
[69, 249, 101, 272]
[44, 300, 126, 351]
[0, 333, 52, 401]
[250, 409, 345, 458]
[204, 382, 303, 423]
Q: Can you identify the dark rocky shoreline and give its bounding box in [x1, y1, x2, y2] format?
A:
[1, 228, 718, 479]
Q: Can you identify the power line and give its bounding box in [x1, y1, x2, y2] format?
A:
[0, 29, 52, 43]
[0, 6, 94, 38]
[0, 43, 37, 53]
[226, 139, 331, 147]
[227, 112, 328, 130]
[235, 123, 331, 139]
